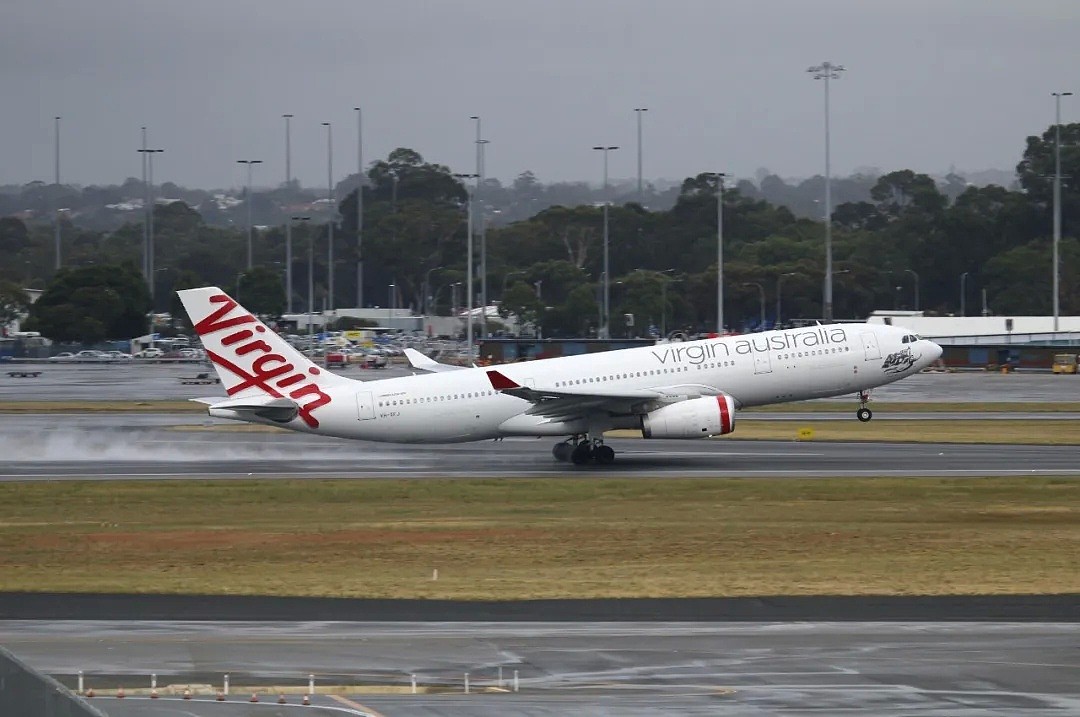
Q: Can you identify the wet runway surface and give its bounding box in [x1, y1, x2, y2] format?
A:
[3, 620, 1077, 716]
[1, 414, 1078, 479]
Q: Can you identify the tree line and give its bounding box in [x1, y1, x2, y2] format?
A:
[3, 123, 1079, 343]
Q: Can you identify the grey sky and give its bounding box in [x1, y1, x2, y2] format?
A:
[5, 0, 1079, 190]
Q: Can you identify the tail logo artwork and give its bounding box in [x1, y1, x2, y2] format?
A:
[194, 294, 331, 427]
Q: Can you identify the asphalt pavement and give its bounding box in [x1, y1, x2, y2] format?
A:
[1, 620, 1076, 717]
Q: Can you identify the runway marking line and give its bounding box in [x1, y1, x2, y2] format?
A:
[330, 693, 387, 716]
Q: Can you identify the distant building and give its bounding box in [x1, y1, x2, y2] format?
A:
[866, 310, 1080, 345]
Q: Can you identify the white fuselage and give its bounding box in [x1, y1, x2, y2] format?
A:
[210, 323, 941, 444]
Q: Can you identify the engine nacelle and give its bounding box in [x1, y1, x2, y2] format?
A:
[641, 395, 736, 439]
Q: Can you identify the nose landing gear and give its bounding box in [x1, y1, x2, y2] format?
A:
[553, 436, 615, 465]
[856, 390, 873, 422]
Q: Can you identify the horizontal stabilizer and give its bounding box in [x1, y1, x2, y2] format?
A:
[404, 348, 467, 373]
[205, 395, 300, 423]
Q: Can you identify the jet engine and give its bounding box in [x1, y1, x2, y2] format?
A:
[640, 395, 736, 439]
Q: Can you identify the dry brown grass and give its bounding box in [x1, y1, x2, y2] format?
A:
[0, 477, 1076, 599]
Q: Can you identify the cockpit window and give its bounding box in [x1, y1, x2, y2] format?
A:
[902, 335, 910, 343]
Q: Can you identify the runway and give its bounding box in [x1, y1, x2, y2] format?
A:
[2, 620, 1077, 716]
[1, 413, 1078, 479]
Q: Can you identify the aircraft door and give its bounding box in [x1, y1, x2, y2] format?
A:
[355, 391, 376, 420]
[753, 351, 772, 375]
[860, 332, 882, 361]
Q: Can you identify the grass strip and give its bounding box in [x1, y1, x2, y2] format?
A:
[0, 477, 1076, 599]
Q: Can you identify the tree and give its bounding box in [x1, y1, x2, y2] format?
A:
[499, 281, 543, 333]
[237, 266, 286, 317]
[28, 264, 151, 344]
[0, 281, 31, 330]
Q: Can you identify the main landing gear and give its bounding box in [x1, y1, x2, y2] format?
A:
[553, 436, 615, 465]
[856, 390, 873, 422]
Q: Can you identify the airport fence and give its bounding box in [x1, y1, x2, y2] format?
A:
[0, 645, 108, 717]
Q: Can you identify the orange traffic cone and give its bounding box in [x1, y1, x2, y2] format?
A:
[150, 688, 159, 699]
[116, 687, 125, 699]
[85, 688, 95, 698]
[277, 694, 287, 704]
[249, 692, 259, 703]
[216, 691, 225, 701]
[302, 694, 311, 705]
[183, 689, 192, 700]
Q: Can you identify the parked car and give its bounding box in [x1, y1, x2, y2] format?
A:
[74, 350, 110, 362]
[48, 352, 77, 362]
[134, 347, 165, 359]
[106, 350, 133, 361]
[364, 353, 388, 369]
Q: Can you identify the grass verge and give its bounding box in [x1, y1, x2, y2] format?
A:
[0, 477, 1076, 599]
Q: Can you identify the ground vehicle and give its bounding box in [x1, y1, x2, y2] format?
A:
[1051, 353, 1079, 374]
[106, 350, 133, 361]
[325, 351, 348, 368]
[74, 350, 110, 362]
[364, 352, 388, 369]
[48, 352, 76, 362]
[134, 347, 165, 359]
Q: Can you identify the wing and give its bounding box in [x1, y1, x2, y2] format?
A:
[404, 348, 468, 373]
[486, 369, 720, 420]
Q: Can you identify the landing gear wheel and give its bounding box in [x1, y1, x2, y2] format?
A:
[553, 443, 573, 462]
[571, 442, 594, 465]
[857, 407, 872, 422]
[594, 445, 615, 465]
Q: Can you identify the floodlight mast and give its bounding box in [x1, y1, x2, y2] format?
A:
[808, 61, 845, 322]
[1052, 91, 1073, 331]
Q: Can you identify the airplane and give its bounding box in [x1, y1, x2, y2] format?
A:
[178, 286, 943, 465]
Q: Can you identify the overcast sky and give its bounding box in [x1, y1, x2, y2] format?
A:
[5, 0, 1079, 190]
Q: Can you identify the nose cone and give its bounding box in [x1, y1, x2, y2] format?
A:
[928, 340, 943, 361]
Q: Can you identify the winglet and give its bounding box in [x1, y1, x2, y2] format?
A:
[486, 369, 520, 391]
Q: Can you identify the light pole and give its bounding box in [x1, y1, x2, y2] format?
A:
[454, 173, 479, 356]
[236, 159, 262, 269]
[423, 265, 443, 316]
[824, 268, 851, 318]
[960, 271, 970, 317]
[291, 216, 312, 346]
[139, 126, 148, 281]
[388, 282, 396, 324]
[139, 147, 164, 304]
[592, 145, 619, 338]
[1049, 91, 1067, 332]
[283, 114, 294, 311]
[776, 272, 798, 328]
[710, 172, 727, 334]
[808, 60, 845, 322]
[53, 116, 61, 270]
[904, 268, 920, 311]
[470, 116, 490, 337]
[634, 108, 648, 202]
[451, 282, 462, 318]
[321, 122, 335, 311]
[743, 282, 766, 329]
[354, 106, 364, 309]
